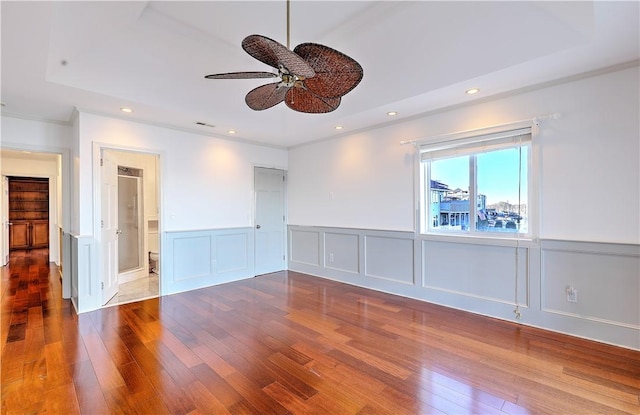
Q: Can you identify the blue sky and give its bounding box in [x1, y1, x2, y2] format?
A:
[431, 147, 528, 205]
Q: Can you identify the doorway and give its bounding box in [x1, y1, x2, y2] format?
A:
[0, 150, 63, 270]
[7, 177, 50, 251]
[100, 149, 160, 306]
[117, 166, 145, 280]
[254, 167, 286, 275]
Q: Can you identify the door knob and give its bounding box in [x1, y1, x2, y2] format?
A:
[256, 225, 261, 229]
[116, 229, 123, 235]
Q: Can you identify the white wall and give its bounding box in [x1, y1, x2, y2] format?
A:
[1, 116, 72, 264]
[289, 66, 640, 244]
[74, 112, 288, 311]
[1, 116, 71, 149]
[287, 66, 640, 349]
[289, 130, 416, 231]
[78, 113, 288, 234]
[70, 112, 80, 234]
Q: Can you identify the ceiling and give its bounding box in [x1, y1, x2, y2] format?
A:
[1, 1, 638, 148]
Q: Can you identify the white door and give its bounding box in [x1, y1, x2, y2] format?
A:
[1, 176, 8, 266]
[101, 151, 119, 305]
[254, 167, 285, 275]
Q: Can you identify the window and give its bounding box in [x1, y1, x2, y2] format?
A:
[420, 127, 531, 237]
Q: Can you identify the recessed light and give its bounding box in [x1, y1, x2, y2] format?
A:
[227, 130, 236, 134]
[465, 88, 480, 95]
[120, 107, 133, 113]
[335, 126, 343, 130]
[387, 111, 398, 116]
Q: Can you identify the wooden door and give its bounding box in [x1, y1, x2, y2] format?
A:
[9, 221, 30, 250]
[31, 220, 49, 248]
[8, 177, 49, 250]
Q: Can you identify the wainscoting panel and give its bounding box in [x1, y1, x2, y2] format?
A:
[70, 234, 79, 310]
[422, 240, 528, 306]
[63, 232, 73, 300]
[364, 235, 414, 284]
[216, 232, 251, 274]
[288, 225, 640, 350]
[172, 236, 213, 281]
[324, 232, 359, 274]
[163, 228, 254, 296]
[541, 240, 640, 329]
[72, 235, 98, 313]
[61, 230, 72, 299]
[289, 229, 321, 267]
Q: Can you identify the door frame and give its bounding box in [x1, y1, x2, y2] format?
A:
[0, 145, 69, 297]
[1, 176, 8, 265]
[3, 174, 57, 256]
[93, 143, 162, 306]
[252, 164, 288, 275]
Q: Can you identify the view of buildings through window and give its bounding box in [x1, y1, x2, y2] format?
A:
[427, 146, 528, 234]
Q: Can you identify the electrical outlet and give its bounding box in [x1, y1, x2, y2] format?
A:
[566, 285, 578, 303]
[328, 253, 334, 262]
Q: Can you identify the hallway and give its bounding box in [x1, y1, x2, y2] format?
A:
[1, 249, 78, 412]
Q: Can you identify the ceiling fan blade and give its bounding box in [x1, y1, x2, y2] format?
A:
[205, 72, 277, 80]
[294, 43, 363, 99]
[285, 87, 341, 113]
[242, 35, 315, 78]
[245, 82, 289, 111]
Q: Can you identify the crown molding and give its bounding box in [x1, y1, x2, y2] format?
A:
[0, 111, 71, 126]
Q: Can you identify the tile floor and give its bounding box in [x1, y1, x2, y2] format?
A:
[105, 272, 159, 306]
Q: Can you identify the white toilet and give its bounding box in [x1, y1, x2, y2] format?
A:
[148, 221, 159, 274]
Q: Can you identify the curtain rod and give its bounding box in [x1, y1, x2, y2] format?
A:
[400, 112, 561, 146]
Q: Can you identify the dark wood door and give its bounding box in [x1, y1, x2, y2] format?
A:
[9, 221, 30, 250]
[31, 220, 49, 248]
[8, 177, 49, 250]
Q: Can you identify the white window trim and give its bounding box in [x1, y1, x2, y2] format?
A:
[415, 124, 540, 241]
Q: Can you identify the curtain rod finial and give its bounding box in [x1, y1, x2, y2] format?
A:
[400, 140, 417, 147]
[533, 112, 561, 126]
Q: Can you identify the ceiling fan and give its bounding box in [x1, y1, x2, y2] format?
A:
[204, 0, 363, 113]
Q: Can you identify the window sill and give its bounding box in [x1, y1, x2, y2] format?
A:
[419, 231, 538, 248]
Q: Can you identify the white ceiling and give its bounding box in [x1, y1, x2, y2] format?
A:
[1, 1, 638, 148]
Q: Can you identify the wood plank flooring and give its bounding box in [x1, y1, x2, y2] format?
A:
[2, 249, 639, 414]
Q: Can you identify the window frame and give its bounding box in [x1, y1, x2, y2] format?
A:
[417, 125, 537, 240]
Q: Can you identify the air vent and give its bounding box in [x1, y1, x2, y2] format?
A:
[195, 121, 215, 128]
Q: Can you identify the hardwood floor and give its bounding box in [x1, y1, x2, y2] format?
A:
[2, 249, 639, 414]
